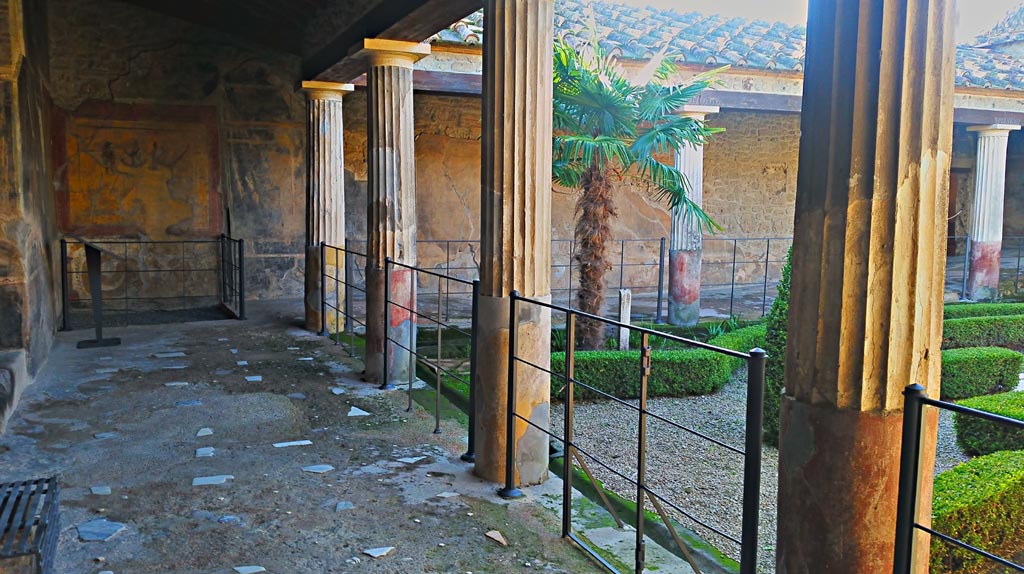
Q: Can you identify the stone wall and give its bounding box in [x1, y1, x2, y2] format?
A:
[0, 0, 59, 427]
[47, 0, 307, 301]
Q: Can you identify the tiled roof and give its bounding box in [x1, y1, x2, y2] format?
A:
[429, 0, 1024, 93]
[975, 3, 1024, 48]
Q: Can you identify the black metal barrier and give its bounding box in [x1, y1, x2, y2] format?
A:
[893, 385, 1024, 574]
[60, 235, 245, 331]
[382, 257, 479, 462]
[320, 241, 369, 357]
[499, 291, 766, 574]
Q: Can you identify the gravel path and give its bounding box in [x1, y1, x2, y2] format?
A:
[553, 372, 973, 574]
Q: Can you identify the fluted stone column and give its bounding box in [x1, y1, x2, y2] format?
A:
[302, 81, 353, 333]
[966, 124, 1020, 301]
[668, 105, 718, 326]
[475, 0, 555, 486]
[777, 0, 955, 572]
[359, 39, 430, 386]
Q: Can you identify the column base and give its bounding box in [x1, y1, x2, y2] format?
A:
[667, 249, 701, 327]
[967, 240, 1002, 301]
[776, 396, 936, 574]
[473, 294, 551, 487]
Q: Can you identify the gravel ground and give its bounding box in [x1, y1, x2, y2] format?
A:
[553, 372, 974, 574]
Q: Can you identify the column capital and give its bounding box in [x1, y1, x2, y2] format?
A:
[351, 39, 431, 69]
[301, 81, 354, 101]
[967, 124, 1021, 137]
[676, 104, 720, 121]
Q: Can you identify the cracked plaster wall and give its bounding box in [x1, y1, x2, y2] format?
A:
[47, 0, 307, 302]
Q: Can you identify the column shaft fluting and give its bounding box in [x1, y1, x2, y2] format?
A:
[966, 125, 1019, 301]
[777, 0, 955, 571]
[303, 82, 352, 333]
[475, 0, 555, 486]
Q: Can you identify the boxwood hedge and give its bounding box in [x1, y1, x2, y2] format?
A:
[942, 314, 1024, 349]
[944, 302, 1024, 320]
[550, 324, 766, 400]
[954, 391, 1024, 456]
[931, 450, 1024, 574]
[940, 347, 1023, 400]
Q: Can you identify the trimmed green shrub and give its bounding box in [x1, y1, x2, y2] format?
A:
[762, 247, 792, 447]
[955, 391, 1024, 455]
[931, 450, 1024, 574]
[940, 347, 1023, 400]
[551, 324, 766, 400]
[943, 314, 1024, 349]
[944, 302, 1024, 320]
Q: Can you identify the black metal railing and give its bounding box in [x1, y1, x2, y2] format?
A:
[893, 384, 1024, 574]
[59, 235, 245, 330]
[320, 241, 369, 357]
[382, 257, 479, 461]
[499, 291, 766, 574]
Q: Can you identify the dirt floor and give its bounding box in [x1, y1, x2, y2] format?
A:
[0, 300, 604, 574]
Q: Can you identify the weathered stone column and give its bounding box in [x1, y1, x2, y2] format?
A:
[360, 39, 430, 386]
[966, 124, 1020, 301]
[777, 0, 955, 572]
[668, 105, 718, 326]
[302, 81, 353, 333]
[475, 0, 554, 486]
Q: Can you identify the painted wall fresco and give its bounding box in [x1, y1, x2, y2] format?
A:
[56, 103, 221, 239]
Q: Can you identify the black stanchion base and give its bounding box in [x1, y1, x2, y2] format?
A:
[497, 487, 523, 499]
[77, 337, 121, 349]
[459, 453, 476, 463]
[378, 383, 397, 391]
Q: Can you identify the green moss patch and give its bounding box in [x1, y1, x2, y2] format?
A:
[931, 450, 1024, 574]
[954, 391, 1024, 456]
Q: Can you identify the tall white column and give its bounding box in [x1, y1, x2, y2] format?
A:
[966, 124, 1020, 301]
[359, 39, 430, 386]
[668, 105, 718, 326]
[302, 81, 353, 333]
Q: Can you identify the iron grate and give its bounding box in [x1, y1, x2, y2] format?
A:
[0, 477, 60, 574]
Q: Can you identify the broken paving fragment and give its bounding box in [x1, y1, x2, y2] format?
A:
[95, 368, 119, 374]
[362, 547, 395, 558]
[436, 492, 460, 498]
[335, 501, 354, 511]
[486, 530, 509, 547]
[195, 447, 215, 458]
[331, 387, 346, 395]
[273, 440, 312, 448]
[396, 456, 426, 464]
[347, 406, 370, 417]
[245, 375, 262, 382]
[237, 360, 249, 366]
[176, 399, 202, 407]
[302, 464, 334, 474]
[192, 475, 234, 486]
[297, 357, 314, 361]
[77, 518, 126, 542]
[164, 381, 189, 387]
[93, 432, 118, 440]
[196, 427, 213, 437]
[90, 485, 112, 496]
[152, 351, 186, 358]
[233, 567, 266, 574]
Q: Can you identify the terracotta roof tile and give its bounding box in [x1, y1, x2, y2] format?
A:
[429, 0, 1024, 92]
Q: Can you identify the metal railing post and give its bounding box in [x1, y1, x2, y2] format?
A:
[562, 311, 577, 538]
[655, 237, 666, 323]
[237, 239, 246, 320]
[461, 279, 481, 463]
[59, 239, 69, 331]
[434, 274, 443, 434]
[762, 239, 771, 316]
[740, 348, 766, 574]
[729, 240, 738, 318]
[320, 242, 328, 336]
[893, 384, 925, 574]
[962, 234, 971, 299]
[635, 332, 651, 574]
[344, 248, 353, 334]
[383, 257, 394, 391]
[218, 234, 226, 306]
[498, 290, 523, 499]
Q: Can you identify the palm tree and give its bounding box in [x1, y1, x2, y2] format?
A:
[552, 36, 722, 349]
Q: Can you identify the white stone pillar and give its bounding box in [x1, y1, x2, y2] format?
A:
[668, 105, 718, 326]
[358, 39, 430, 386]
[302, 81, 353, 333]
[966, 124, 1020, 301]
[475, 0, 555, 487]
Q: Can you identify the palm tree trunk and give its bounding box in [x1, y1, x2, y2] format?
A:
[575, 166, 616, 350]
